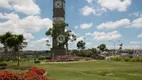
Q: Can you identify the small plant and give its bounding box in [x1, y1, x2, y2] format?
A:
[111, 56, 122, 61]
[0, 71, 18, 80]
[0, 63, 7, 66]
[38, 56, 46, 60]
[0, 67, 51, 80]
[34, 60, 40, 64]
[124, 57, 130, 62]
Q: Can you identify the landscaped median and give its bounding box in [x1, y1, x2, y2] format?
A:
[0, 66, 53, 80]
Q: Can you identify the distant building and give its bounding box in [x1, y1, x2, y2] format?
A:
[133, 49, 142, 56]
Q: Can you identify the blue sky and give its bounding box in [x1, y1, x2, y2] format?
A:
[0, 0, 142, 50]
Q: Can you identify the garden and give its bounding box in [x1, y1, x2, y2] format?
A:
[0, 60, 142, 80]
[0, 32, 142, 80]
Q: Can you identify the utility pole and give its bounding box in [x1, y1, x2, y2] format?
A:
[109, 40, 120, 56]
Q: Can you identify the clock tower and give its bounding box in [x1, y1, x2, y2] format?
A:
[51, 0, 66, 56]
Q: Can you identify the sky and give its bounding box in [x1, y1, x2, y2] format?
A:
[0, 0, 142, 50]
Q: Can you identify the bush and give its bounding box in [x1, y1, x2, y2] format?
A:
[130, 57, 139, 62]
[34, 60, 40, 64]
[111, 56, 122, 61]
[0, 63, 7, 66]
[38, 56, 46, 60]
[124, 57, 130, 62]
[0, 67, 50, 80]
[29, 67, 45, 75]
[0, 71, 18, 80]
[110, 56, 142, 62]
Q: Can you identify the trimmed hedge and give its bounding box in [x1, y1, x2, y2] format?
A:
[0, 63, 7, 66]
[38, 56, 46, 60]
[34, 60, 40, 64]
[111, 56, 142, 62]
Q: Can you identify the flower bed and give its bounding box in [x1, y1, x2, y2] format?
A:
[48, 55, 93, 62]
[0, 71, 18, 80]
[0, 67, 51, 80]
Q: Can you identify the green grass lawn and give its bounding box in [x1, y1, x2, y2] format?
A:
[2, 60, 142, 80]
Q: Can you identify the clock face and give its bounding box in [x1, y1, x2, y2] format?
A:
[54, 1, 62, 8]
[53, 17, 65, 22]
[57, 35, 65, 44]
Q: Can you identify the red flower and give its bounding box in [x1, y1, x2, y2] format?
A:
[0, 67, 52, 80]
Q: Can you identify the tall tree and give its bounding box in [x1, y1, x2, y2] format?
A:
[64, 30, 76, 52]
[119, 43, 123, 50]
[0, 32, 13, 60]
[77, 40, 86, 50]
[0, 32, 27, 66]
[46, 22, 68, 38]
[97, 44, 106, 52]
[6, 34, 27, 66]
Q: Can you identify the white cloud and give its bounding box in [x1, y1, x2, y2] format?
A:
[97, 17, 142, 29]
[123, 45, 141, 49]
[0, 0, 12, 9]
[129, 12, 142, 17]
[0, 12, 19, 21]
[80, 23, 93, 29]
[97, 18, 130, 29]
[75, 26, 78, 29]
[68, 36, 85, 50]
[86, 0, 93, 4]
[82, 6, 95, 16]
[81, 5, 107, 16]
[0, 13, 52, 34]
[31, 38, 49, 44]
[76, 36, 85, 42]
[93, 31, 121, 41]
[82, 0, 131, 16]
[129, 41, 142, 44]
[137, 33, 142, 38]
[85, 32, 92, 36]
[97, 0, 131, 11]
[131, 17, 142, 28]
[25, 37, 52, 50]
[23, 33, 34, 41]
[0, 0, 40, 15]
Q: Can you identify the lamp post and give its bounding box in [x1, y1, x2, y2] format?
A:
[109, 40, 120, 56]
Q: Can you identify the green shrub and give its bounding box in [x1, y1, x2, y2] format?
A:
[34, 61, 40, 64]
[38, 56, 45, 60]
[0, 63, 7, 66]
[124, 57, 130, 62]
[111, 56, 122, 61]
[130, 57, 139, 62]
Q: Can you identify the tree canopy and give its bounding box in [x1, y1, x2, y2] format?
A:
[97, 44, 106, 52]
[77, 40, 86, 50]
[0, 32, 27, 66]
